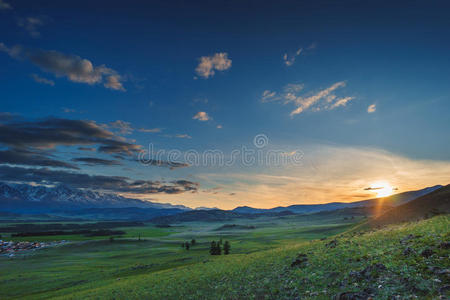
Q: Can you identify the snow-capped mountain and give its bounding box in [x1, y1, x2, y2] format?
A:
[0, 182, 191, 214]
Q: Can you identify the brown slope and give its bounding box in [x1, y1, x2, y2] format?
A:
[367, 184, 450, 227]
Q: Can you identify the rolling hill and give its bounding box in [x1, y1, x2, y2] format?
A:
[15, 215, 448, 299]
[149, 209, 295, 224]
[367, 184, 450, 227]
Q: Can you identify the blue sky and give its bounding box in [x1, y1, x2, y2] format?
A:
[1, 0, 450, 208]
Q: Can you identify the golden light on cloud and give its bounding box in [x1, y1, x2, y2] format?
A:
[129, 145, 450, 210]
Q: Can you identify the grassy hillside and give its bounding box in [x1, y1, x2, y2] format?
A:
[368, 185, 450, 228]
[1, 215, 446, 299]
[63, 216, 449, 299]
[0, 212, 361, 299]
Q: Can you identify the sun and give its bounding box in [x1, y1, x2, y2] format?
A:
[369, 181, 395, 198]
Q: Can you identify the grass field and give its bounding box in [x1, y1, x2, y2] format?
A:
[0, 213, 448, 299]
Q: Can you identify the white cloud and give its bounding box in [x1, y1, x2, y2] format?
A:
[283, 48, 302, 66]
[284, 83, 304, 93]
[193, 111, 210, 121]
[0, 0, 12, 10]
[328, 96, 355, 109]
[280, 150, 298, 157]
[368, 104, 376, 113]
[110, 120, 133, 135]
[104, 74, 125, 91]
[195, 53, 232, 79]
[289, 82, 347, 116]
[282, 44, 316, 67]
[162, 133, 192, 139]
[175, 134, 192, 139]
[261, 90, 279, 102]
[62, 108, 76, 113]
[262, 81, 354, 116]
[307, 42, 317, 50]
[138, 128, 162, 133]
[17, 17, 45, 38]
[31, 74, 54, 86]
[192, 97, 208, 105]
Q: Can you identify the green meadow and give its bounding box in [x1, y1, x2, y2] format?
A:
[0, 213, 448, 299]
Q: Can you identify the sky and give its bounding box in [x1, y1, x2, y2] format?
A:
[1, 0, 450, 209]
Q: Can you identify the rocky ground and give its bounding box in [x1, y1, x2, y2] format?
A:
[0, 239, 68, 257]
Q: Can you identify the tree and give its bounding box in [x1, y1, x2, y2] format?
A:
[223, 241, 230, 255]
[210, 241, 217, 255]
[210, 240, 222, 255]
[185, 242, 190, 250]
[191, 239, 196, 246]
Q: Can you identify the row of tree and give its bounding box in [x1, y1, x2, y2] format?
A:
[181, 239, 196, 250]
[210, 240, 230, 255]
[180, 238, 231, 255]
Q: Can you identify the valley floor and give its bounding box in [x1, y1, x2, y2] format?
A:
[0, 214, 448, 299]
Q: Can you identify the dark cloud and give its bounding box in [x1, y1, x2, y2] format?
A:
[364, 187, 383, 191]
[0, 116, 197, 194]
[363, 186, 398, 191]
[0, 165, 199, 194]
[203, 187, 221, 194]
[0, 43, 125, 91]
[0, 117, 141, 156]
[78, 147, 96, 152]
[0, 117, 190, 172]
[0, 0, 12, 10]
[112, 154, 127, 160]
[139, 158, 190, 170]
[0, 43, 21, 59]
[0, 148, 78, 169]
[0, 112, 18, 122]
[72, 157, 121, 166]
[29, 49, 125, 90]
[98, 143, 141, 155]
[172, 180, 199, 189]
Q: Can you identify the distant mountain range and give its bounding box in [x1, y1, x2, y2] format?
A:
[149, 185, 444, 224]
[0, 182, 190, 214]
[0, 182, 443, 221]
[232, 185, 443, 215]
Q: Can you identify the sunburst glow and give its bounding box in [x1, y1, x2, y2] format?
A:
[369, 181, 395, 198]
